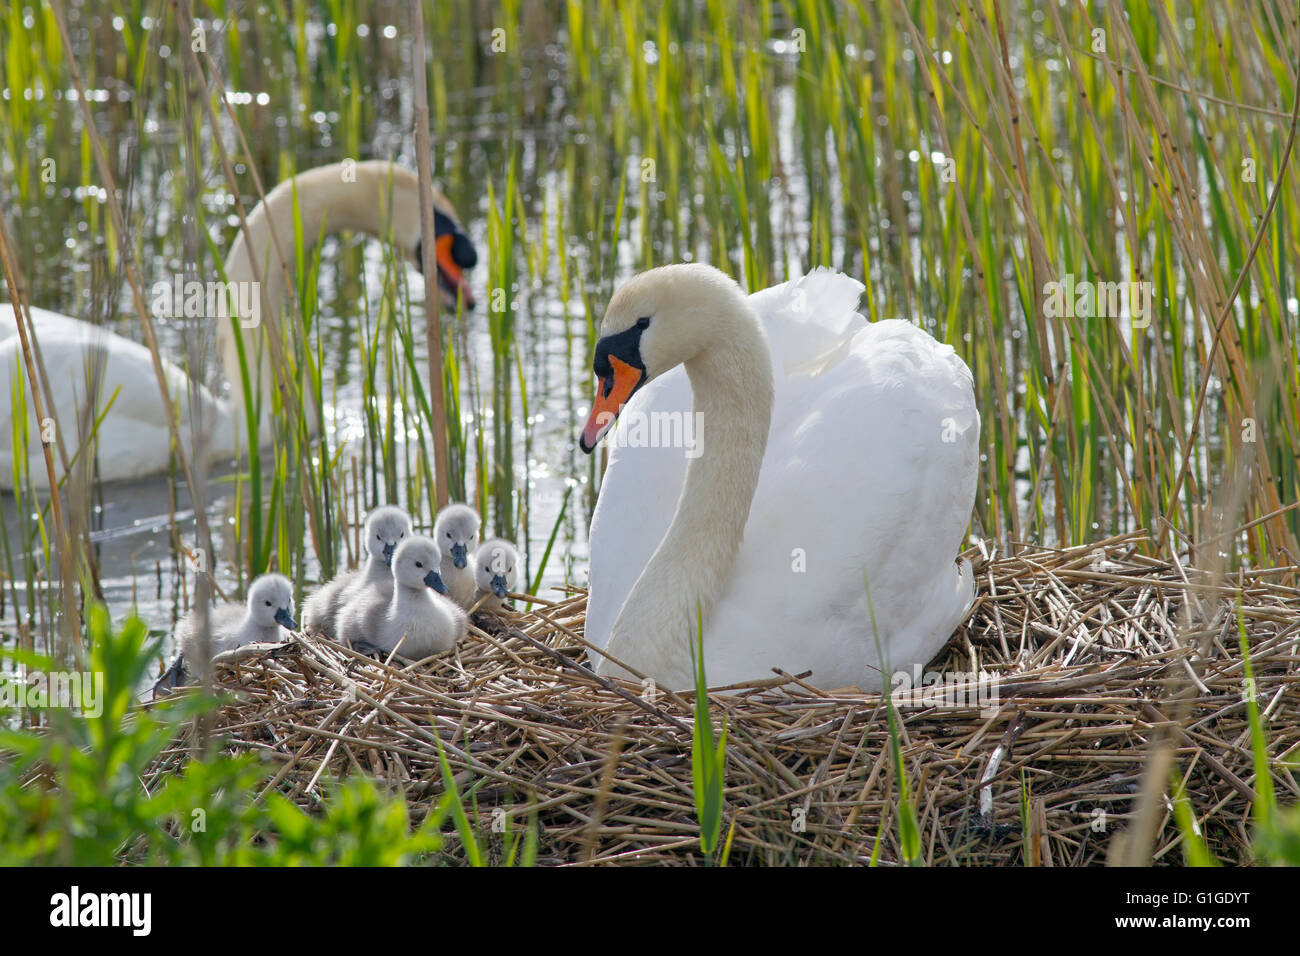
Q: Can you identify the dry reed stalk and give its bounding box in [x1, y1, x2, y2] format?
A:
[46, 0, 198, 512]
[0, 210, 80, 653]
[410, 0, 451, 511]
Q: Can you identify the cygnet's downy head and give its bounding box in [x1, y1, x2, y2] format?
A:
[434, 502, 481, 569]
[247, 574, 297, 630]
[366, 505, 413, 567]
[392, 536, 449, 593]
[474, 539, 520, 599]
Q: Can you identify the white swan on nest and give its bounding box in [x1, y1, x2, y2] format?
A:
[580, 264, 979, 692]
[0, 160, 477, 490]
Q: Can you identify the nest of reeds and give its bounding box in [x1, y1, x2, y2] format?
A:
[145, 532, 1300, 865]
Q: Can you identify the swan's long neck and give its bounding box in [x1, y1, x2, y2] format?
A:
[608, 304, 774, 686]
[218, 161, 422, 439]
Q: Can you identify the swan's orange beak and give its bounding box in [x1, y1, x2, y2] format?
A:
[580, 355, 644, 453]
[435, 234, 475, 308]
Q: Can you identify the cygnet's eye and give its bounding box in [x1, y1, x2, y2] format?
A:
[446, 532, 452, 538]
[265, 600, 272, 606]
[415, 561, 424, 569]
[636, 316, 651, 329]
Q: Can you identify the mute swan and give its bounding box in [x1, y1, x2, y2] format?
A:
[155, 573, 296, 691]
[472, 538, 520, 612]
[580, 265, 979, 692]
[1, 160, 477, 490]
[337, 536, 466, 658]
[433, 502, 481, 609]
[301, 504, 412, 640]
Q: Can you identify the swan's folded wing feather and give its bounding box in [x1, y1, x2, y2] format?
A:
[749, 268, 866, 377]
[705, 317, 980, 689]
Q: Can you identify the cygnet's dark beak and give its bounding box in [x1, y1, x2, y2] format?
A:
[424, 569, 449, 594]
[274, 607, 298, 630]
[451, 541, 468, 569]
[383, 542, 396, 566]
[491, 574, 509, 599]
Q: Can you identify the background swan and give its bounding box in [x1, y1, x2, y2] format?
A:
[301, 505, 412, 640]
[1, 305, 237, 485]
[0, 160, 476, 490]
[580, 264, 979, 691]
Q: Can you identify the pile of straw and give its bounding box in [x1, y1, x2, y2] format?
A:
[146, 532, 1300, 865]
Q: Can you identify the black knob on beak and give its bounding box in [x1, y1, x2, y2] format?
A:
[452, 233, 477, 269]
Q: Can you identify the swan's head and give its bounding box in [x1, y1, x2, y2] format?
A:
[474, 539, 520, 599]
[247, 574, 297, 631]
[579, 263, 750, 452]
[365, 505, 413, 567]
[414, 196, 478, 310]
[434, 502, 480, 569]
[392, 536, 448, 593]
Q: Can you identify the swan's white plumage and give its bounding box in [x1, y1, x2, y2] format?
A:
[1, 161, 471, 491]
[585, 269, 979, 691]
[0, 305, 235, 485]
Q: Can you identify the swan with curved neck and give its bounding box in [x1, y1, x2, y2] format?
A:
[219, 160, 477, 434]
[1, 160, 476, 489]
[580, 264, 980, 691]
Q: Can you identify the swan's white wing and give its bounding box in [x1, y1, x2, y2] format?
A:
[749, 266, 866, 376]
[0, 305, 234, 488]
[586, 271, 979, 690]
[704, 317, 979, 689]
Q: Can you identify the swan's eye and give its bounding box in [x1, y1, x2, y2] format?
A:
[636, 316, 651, 329]
[416, 561, 423, 568]
[265, 600, 272, 606]
[446, 532, 452, 538]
